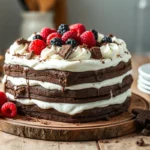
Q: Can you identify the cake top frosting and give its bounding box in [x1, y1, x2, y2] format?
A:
[5, 23, 131, 72]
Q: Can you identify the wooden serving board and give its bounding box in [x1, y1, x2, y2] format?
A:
[0, 93, 149, 141]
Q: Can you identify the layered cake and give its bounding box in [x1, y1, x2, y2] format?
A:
[3, 23, 133, 122]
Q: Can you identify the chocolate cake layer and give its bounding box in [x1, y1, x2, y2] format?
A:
[5, 75, 132, 103]
[4, 60, 131, 86]
[15, 97, 130, 123]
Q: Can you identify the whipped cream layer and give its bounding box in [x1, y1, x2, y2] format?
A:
[3, 70, 131, 90]
[5, 52, 131, 72]
[6, 89, 131, 115]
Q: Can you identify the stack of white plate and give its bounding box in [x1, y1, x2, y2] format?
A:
[138, 63, 150, 94]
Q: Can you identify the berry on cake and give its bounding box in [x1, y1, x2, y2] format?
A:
[3, 23, 133, 123]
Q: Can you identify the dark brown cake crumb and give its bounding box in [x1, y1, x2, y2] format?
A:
[101, 140, 110, 143]
[141, 128, 150, 136]
[132, 109, 150, 136]
[132, 109, 150, 128]
[136, 138, 145, 146]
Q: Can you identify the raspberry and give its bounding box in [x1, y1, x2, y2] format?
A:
[1, 102, 17, 118]
[46, 32, 61, 45]
[0, 91, 7, 107]
[29, 39, 46, 55]
[80, 31, 96, 48]
[61, 30, 78, 42]
[70, 23, 86, 36]
[40, 27, 56, 40]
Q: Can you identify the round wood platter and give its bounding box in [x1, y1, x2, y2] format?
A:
[0, 93, 149, 141]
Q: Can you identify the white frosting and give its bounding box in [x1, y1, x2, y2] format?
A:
[40, 45, 61, 60]
[3, 70, 131, 90]
[100, 43, 124, 59]
[6, 90, 131, 115]
[5, 52, 131, 72]
[97, 33, 104, 42]
[28, 32, 40, 41]
[9, 42, 28, 55]
[68, 46, 91, 61]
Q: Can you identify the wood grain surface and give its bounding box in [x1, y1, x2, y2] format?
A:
[0, 55, 150, 150]
[0, 93, 148, 141]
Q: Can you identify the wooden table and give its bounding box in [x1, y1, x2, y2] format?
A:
[0, 55, 150, 150]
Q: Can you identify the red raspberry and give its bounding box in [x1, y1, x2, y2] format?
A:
[46, 32, 61, 45]
[80, 31, 96, 48]
[61, 30, 78, 42]
[0, 91, 7, 107]
[40, 27, 56, 40]
[70, 23, 86, 36]
[29, 39, 46, 55]
[1, 102, 17, 118]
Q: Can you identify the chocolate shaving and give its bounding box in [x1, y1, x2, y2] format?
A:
[16, 38, 30, 45]
[108, 34, 114, 37]
[117, 54, 122, 58]
[26, 51, 34, 60]
[125, 51, 129, 54]
[59, 45, 72, 59]
[80, 44, 88, 49]
[90, 47, 102, 59]
[96, 42, 101, 47]
[15, 87, 26, 98]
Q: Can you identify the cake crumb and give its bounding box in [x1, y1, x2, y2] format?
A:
[136, 138, 145, 146]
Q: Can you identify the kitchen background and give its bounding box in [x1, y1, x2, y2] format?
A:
[0, 0, 149, 54]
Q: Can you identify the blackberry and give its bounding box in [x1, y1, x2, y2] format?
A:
[91, 29, 98, 40]
[57, 24, 69, 35]
[50, 38, 62, 46]
[66, 38, 77, 47]
[33, 34, 43, 40]
[101, 36, 112, 43]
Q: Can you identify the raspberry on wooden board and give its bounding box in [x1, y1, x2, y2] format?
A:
[1, 102, 17, 118]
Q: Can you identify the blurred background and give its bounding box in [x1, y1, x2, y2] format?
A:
[0, 0, 149, 54]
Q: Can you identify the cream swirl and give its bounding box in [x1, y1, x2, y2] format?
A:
[68, 46, 91, 61]
[9, 41, 28, 55]
[100, 43, 125, 59]
[28, 32, 40, 41]
[97, 33, 104, 42]
[40, 45, 61, 60]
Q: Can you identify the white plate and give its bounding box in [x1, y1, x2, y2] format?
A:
[138, 63, 150, 81]
[137, 83, 150, 94]
[138, 79, 150, 90]
[138, 75, 150, 86]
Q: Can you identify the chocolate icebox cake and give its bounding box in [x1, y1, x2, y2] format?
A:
[3, 23, 133, 122]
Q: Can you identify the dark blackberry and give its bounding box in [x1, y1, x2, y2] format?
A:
[33, 34, 43, 40]
[91, 29, 98, 40]
[57, 24, 69, 35]
[66, 38, 77, 47]
[101, 36, 112, 43]
[50, 38, 62, 46]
